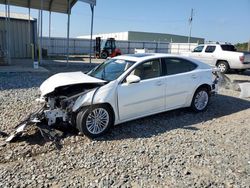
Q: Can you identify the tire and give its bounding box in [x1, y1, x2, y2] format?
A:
[76, 104, 113, 138]
[217, 61, 229, 73]
[101, 51, 108, 59]
[191, 87, 210, 112]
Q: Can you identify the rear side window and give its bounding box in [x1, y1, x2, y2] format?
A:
[205, 46, 216, 53]
[193, 46, 204, 53]
[163, 58, 197, 75]
[221, 45, 237, 52]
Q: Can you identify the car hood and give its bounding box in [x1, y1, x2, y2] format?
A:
[40, 71, 105, 96]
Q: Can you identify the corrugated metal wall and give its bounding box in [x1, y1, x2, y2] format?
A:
[128, 31, 205, 44]
[42, 37, 198, 56]
[0, 18, 36, 58]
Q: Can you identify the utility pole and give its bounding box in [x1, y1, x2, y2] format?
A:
[188, 8, 194, 51]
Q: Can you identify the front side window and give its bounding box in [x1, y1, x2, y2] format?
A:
[205, 45, 216, 53]
[163, 58, 197, 75]
[130, 59, 161, 80]
[193, 45, 204, 53]
[88, 59, 135, 81]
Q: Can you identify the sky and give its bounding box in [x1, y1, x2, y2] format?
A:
[0, 0, 250, 44]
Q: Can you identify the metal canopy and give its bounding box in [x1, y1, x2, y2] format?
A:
[1, 0, 96, 65]
[0, 0, 96, 14]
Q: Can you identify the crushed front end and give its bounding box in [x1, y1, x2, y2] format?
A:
[6, 72, 106, 142]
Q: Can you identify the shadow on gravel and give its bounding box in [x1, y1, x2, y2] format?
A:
[4, 94, 249, 147]
[9, 95, 250, 145]
[12, 125, 79, 150]
[98, 94, 250, 141]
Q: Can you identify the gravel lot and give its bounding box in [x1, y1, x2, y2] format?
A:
[0, 63, 250, 188]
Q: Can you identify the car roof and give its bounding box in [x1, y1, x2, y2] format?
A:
[115, 53, 190, 62]
[114, 53, 212, 69]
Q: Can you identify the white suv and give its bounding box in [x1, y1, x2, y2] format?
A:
[185, 44, 250, 73]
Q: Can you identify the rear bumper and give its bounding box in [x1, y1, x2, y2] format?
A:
[233, 63, 250, 69]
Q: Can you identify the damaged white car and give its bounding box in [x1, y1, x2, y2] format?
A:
[7, 54, 218, 141]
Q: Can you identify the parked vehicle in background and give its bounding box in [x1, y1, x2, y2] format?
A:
[95, 37, 122, 59]
[184, 43, 250, 73]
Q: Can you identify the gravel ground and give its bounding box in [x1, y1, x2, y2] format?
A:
[0, 65, 250, 188]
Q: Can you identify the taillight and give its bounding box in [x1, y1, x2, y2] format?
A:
[239, 56, 245, 63]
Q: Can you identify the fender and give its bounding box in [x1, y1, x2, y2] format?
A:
[72, 81, 119, 123]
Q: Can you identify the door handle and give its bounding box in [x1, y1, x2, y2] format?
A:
[156, 81, 163, 86]
[191, 74, 197, 79]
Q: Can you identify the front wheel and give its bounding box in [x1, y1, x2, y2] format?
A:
[76, 105, 113, 138]
[101, 51, 108, 59]
[191, 87, 210, 112]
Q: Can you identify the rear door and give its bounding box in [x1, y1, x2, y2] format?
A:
[117, 58, 165, 121]
[162, 57, 200, 109]
[202, 45, 217, 66]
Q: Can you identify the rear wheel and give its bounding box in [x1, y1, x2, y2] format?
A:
[191, 87, 210, 112]
[76, 105, 113, 138]
[217, 61, 229, 73]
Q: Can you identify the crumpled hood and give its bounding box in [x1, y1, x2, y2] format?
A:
[40, 71, 105, 96]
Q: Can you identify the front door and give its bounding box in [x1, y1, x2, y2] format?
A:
[117, 59, 165, 121]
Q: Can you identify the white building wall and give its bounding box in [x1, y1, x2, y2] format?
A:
[77, 32, 129, 40]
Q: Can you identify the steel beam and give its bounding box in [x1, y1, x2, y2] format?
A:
[49, 0, 54, 11]
[7, 0, 11, 64]
[89, 4, 94, 63]
[66, 0, 71, 65]
[40, 0, 44, 64]
[4, 1, 8, 63]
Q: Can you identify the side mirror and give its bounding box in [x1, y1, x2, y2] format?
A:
[126, 75, 141, 84]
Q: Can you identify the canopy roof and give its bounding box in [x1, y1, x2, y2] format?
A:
[0, 0, 96, 14]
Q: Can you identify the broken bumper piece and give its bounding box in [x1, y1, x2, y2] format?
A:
[5, 105, 44, 142]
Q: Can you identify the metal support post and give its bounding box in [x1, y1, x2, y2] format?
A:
[4, 2, 8, 63]
[7, 0, 11, 64]
[66, 0, 71, 65]
[49, 11, 51, 58]
[89, 4, 94, 64]
[28, 7, 31, 58]
[40, 0, 44, 64]
[37, 9, 40, 62]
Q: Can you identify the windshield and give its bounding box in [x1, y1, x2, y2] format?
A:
[88, 59, 135, 81]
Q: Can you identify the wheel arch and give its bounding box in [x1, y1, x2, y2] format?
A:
[196, 84, 212, 94]
[76, 102, 116, 124]
[186, 83, 212, 107]
[216, 60, 230, 68]
[190, 84, 211, 112]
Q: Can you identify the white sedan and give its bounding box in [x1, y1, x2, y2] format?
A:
[9, 54, 218, 140]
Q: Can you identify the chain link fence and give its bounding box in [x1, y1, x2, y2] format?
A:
[42, 37, 198, 56]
